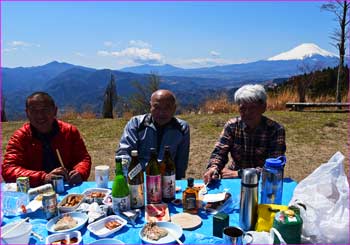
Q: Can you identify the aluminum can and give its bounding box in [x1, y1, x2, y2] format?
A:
[16, 177, 30, 193]
[52, 176, 65, 194]
[28, 184, 54, 200]
[42, 192, 58, 219]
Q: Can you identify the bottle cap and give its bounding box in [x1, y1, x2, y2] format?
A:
[265, 156, 286, 168]
[187, 177, 194, 187]
[115, 156, 122, 162]
[131, 150, 138, 157]
[150, 148, 156, 153]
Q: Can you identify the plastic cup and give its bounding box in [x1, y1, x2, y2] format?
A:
[95, 165, 110, 188]
[2, 191, 29, 216]
[1, 219, 32, 244]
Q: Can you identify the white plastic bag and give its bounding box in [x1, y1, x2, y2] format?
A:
[248, 228, 286, 244]
[289, 151, 349, 243]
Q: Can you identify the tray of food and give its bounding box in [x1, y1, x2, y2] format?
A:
[145, 204, 170, 222]
[58, 194, 84, 213]
[87, 215, 127, 238]
[82, 188, 111, 204]
[45, 230, 82, 244]
[46, 212, 88, 233]
[139, 221, 182, 244]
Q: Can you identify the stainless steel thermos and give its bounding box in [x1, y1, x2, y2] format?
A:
[239, 168, 258, 231]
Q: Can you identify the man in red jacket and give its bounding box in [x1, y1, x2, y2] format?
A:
[2, 92, 92, 187]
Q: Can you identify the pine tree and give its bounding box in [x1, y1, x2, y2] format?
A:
[102, 74, 117, 118]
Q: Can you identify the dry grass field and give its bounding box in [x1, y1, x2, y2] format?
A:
[1, 111, 349, 183]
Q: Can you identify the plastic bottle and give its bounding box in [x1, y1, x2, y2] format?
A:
[260, 156, 286, 204]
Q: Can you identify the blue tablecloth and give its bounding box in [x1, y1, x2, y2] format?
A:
[1, 178, 297, 244]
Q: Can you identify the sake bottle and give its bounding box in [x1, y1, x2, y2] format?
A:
[128, 150, 145, 209]
[112, 156, 130, 213]
[146, 148, 162, 204]
[161, 146, 176, 203]
[182, 177, 199, 214]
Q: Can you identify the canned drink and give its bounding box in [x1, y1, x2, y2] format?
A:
[16, 177, 30, 193]
[28, 184, 54, 200]
[52, 176, 65, 194]
[42, 192, 58, 219]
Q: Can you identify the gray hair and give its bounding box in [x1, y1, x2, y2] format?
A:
[234, 84, 267, 104]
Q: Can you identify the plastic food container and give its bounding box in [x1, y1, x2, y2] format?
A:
[46, 231, 82, 244]
[1, 219, 32, 244]
[87, 215, 127, 238]
[82, 188, 111, 205]
[58, 194, 84, 213]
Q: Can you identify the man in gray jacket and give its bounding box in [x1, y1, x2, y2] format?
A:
[116, 89, 190, 179]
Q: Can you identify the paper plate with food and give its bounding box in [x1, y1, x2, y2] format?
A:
[87, 215, 127, 238]
[46, 212, 88, 233]
[139, 221, 183, 244]
[145, 204, 170, 222]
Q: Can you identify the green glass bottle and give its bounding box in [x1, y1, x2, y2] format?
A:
[146, 148, 162, 204]
[128, 150, 145, 209]
[112, 156, 130, 213]
[161, 146, 176, 203]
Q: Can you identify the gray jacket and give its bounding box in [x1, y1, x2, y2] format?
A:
[116, 114, 190, 179]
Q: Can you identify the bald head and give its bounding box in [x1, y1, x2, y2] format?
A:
[150, 89, 177, 126]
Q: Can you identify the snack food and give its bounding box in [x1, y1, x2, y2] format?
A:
[54, 214, 78, 231]
[87, 192, 106, 198]
[62, 195, 83, 207]
[105, 220, 121, 230]
[145, 204, 170, 222]
[51, 237, 78, 245]
[204, 192, 231, 211]
[142, 222, 168, 241]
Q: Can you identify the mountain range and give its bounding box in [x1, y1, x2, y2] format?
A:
[2, 43, 340, 120]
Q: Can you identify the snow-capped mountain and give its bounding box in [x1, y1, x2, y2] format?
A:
[267, 43, 337, 61]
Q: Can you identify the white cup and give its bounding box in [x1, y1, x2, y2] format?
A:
[95, 165, 110, 188]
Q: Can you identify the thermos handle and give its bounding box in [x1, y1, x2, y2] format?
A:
[277, 156, 287, 166]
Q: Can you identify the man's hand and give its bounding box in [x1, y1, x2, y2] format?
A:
[221, 168, 239, 179]
[203, 166, 220, 184]
[68, 170, 83, 185]
[44, 167, 69, 183]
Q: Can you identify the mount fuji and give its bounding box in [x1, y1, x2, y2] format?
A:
[121, 43, 340, 82]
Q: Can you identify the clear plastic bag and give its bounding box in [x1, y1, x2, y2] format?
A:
[289, 151, 349, 243]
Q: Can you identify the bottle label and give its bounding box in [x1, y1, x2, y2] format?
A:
[146, 175, 162, 203]
[162, 175, 175, 199]
[128, 163, 143, 180]
[112, 196, 130, 213]
[185, 193, 196, 210]
[129, 184, 144, 208]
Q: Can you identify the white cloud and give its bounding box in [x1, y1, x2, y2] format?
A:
[8, 41, 40, 48]
[210, 51, 220, 57]
[129, 40, 151, 48]
[74, 52, 85, 57]
[104, 41, 114, 47]
[3, 47, 17, 52]
[97, 47, 162, 64]
[174, 57, 230, 68]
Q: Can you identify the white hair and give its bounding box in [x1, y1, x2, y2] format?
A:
[234, 84, 267, 104]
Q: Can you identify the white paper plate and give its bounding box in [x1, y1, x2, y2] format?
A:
[140, 221, 183, 244]
[87, 215, 127, 238]
[47, 212, 88, 233]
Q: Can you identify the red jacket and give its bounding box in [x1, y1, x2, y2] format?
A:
[2, 120, 92, 187]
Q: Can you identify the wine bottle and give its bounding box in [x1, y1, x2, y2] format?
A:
[182, 177, 199, 214]
[161, 146, 176, 203]
[146, 148, 162, 204]
[128, 150, 145, 209]
[112, 156, 130, 213]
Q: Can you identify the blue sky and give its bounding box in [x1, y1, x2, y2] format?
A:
[2, 1, 337, 69]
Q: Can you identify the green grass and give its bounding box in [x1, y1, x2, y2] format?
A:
[2, 111, 348, 183]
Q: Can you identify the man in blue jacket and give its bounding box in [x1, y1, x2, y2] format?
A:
[116, 89, 190, 179]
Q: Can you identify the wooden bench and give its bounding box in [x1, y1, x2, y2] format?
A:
[285, 102, 350, 111]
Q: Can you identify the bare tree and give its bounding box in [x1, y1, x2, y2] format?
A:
[322, 1, 349, 103]
[295, 61, 322, 102]
[102, 74, 117, 118]
[129, 72, 160, 114]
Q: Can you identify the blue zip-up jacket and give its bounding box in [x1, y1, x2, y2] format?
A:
[116, 113, 190, 179]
